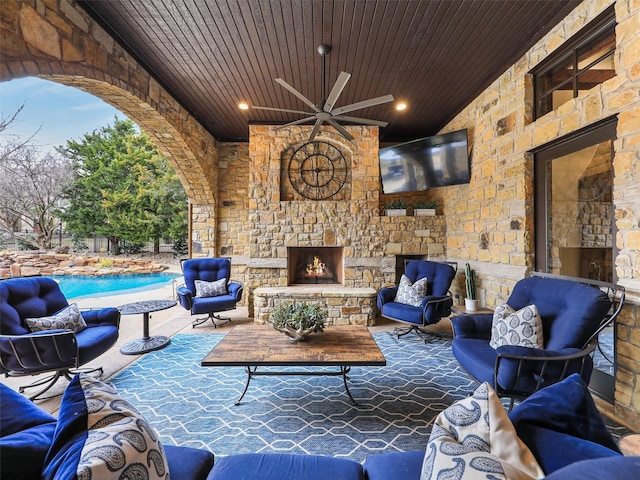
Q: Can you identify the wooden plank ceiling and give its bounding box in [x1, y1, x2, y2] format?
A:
[79, 0, 581, 142]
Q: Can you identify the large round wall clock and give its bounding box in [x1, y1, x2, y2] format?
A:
[288, 141, 348, 200]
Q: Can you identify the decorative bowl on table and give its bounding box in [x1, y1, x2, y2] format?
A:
[267, 301, 327, 342]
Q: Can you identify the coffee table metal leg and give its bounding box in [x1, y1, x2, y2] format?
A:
[234, 365, 358, 406]
[236, 366, 257, 405]
[341, 366, 357, 405]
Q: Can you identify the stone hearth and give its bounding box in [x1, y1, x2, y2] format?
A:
[253, 286, 377, 326]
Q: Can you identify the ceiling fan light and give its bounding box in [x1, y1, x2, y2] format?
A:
[395, 102, 407, 111]
[238, 102, 249, 110]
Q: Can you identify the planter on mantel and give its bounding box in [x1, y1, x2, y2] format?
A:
[386, 209, 407, 216]
[414, 208, 436, 216]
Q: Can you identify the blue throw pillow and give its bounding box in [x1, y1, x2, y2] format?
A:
[509, 373, 619, 452]
[42, 373, 169, 480]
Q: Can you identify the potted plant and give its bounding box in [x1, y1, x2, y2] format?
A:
[267, 301, 327, 342]
[464, 262, 479, 311]
[385, 199, 407, 216]
[414, 200, 437, 216]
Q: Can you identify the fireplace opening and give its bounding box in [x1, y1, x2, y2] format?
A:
[288, 247, 344, 285]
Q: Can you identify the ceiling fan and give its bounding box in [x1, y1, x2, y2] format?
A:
[253, 44, 394, 142]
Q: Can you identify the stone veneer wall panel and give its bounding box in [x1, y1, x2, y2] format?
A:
[439, 0, 640, 428]
[233, 125, 446, 316]
[1, 0, 218, 256]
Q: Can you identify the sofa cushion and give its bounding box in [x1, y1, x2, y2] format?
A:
[490, 304, 543, 349]
[0, 383, 57, 480]
[363, 450, 424, 480]
[26, 303, 87, 334]
[542, 456, 640, 480]
[394, 274, 428, 307]
[420, 382, 543, 480]
[195, 278, 228, 297]
[164, 445, 214, 480]
[207, 453, 365, 480]
[42, 373, 168, 480]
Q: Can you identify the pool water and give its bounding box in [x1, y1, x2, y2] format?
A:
[56, 272, 182, 299]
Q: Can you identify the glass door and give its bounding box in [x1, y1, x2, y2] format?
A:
[534, 118, 617, 401]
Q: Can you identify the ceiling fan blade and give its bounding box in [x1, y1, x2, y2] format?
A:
[308, 118, 324, 142]
[332, 94, 395, 116]
[275, 116, 317, 130]
[253, 105, 315, 116]
[275, 78, 321, 112]
[323, 71, 351, 113]
[335, 115, 389, 127]
[327, 119, 355, 141]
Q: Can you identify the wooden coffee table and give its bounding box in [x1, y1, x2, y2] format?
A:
[201, 324, 386, 405]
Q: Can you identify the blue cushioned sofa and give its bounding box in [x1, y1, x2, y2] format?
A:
[2, 374, 637, 479]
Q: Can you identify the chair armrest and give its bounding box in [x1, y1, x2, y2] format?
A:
[228, 281, 244, 301]
[422, 294, 454, 325]
[0, 330, 78, 374]
[81, 308, 120, 328]
[377, 287, 398, 308]
[494, 343, 596, 398]
[450, 314, 493, 339]
[176, 285, 194, 310]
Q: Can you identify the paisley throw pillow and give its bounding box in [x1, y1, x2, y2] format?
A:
[42, 373, 169, 479]
[420, 382, 543, 480]
[25, 303, 87, 334]
[490, 304, 544, 349]
[394, 274, 428, 307]
[195, 278, 227, 297]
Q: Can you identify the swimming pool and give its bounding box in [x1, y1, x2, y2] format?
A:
[55, 272, 182, 300]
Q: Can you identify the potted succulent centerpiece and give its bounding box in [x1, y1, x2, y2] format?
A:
[464, 262, 479, 311]
[385, 199, 407, 216]
[267, 301, 327, 342]
[413, 200, 437, 216]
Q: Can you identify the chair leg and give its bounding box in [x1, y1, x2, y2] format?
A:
[192, 312, 233, 329]
[18, 366, 104, 401]
[393, 324, 436, 342]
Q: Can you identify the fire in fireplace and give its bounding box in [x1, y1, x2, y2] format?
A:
[288, 247, 344, 285]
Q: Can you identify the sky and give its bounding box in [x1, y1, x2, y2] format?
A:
[0, 77, 127, 153]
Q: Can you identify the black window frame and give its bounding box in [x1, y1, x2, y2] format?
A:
[532, 6, 616, 120]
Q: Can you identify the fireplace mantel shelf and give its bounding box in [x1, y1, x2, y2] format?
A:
[254, 286, 376, 298]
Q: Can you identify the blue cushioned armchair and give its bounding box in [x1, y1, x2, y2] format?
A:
[0, 276, 120, 400]
[177, 257, 244, 328]
[451, 272, 625, 408]
[377, 260, 456, 340]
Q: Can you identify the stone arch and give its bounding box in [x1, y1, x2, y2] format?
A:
[0, 0, 218, 255]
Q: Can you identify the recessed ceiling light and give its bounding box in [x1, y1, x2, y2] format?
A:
[238, 102, 249, 110]
[396, 103, 407, 111]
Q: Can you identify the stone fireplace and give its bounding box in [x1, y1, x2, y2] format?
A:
[215, 125, 448, 324]
[288, 246, 344, 285]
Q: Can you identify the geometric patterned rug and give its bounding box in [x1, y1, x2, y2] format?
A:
[109, 331, 630, 462]
[109, 332, 474, 462]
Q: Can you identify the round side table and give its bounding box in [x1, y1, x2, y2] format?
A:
[118, 299, 176, 355]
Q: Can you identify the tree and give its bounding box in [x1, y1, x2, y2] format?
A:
[1, 105, 39, 166]
[0, 147, 73, 249]
[59, 117, 188, 254]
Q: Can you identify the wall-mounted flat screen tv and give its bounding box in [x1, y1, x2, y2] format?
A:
[379, 128, 470, 193]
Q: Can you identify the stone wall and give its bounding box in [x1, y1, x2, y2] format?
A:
[439, 0, 640, 428]
[216, 125, 447, 315]
[0, 251, 169, 278]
